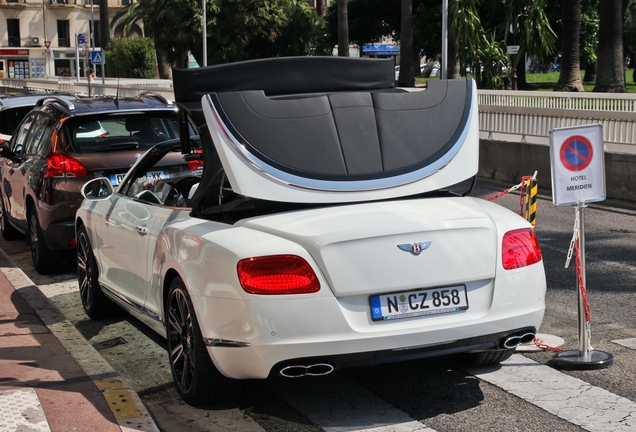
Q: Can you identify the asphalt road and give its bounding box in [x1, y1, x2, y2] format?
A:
[1, 177, 635, 432]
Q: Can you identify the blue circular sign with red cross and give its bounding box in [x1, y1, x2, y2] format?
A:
[559, 135, 594, 171]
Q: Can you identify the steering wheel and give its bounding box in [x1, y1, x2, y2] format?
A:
[163, 175, 201, 206]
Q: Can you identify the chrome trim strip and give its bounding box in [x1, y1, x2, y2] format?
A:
[203, 338, 252, 347]
[100, 284, 164, 324]
[204, 82, 475, 192]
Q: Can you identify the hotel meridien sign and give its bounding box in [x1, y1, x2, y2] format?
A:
[549, 124, 605, 206]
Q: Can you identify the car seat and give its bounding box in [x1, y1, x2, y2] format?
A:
[125, 117, 158, 146]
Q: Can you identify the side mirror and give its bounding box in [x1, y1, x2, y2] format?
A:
[82, 177, 114, 200]
[0, 142, 15, 158]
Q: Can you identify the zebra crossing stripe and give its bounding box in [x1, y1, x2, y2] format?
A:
[465, 354, 636, 432]
[267, 375, 436, 432]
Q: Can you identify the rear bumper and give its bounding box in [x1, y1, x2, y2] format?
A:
[41, 219, 75, 250]
[204, 307, 544, 380]
[266, 326, 536, 378]
[196, 269, 545, 379]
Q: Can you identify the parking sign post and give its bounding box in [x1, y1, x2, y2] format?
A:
[549, 124, 613, 370]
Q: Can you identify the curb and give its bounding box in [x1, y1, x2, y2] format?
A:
[0, 249, 160, 432]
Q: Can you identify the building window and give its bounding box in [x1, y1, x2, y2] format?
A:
[7, 19, 21, 47]
[57, 20, 70, 47]
[54, 59, 72, 77]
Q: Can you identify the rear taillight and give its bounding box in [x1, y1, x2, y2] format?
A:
[187, 148, 204, 171]
[502, 228, 542, 270]
[96, 131, 110, 138]
[237, 255, 320, 295]
[43, 154, 88, 178]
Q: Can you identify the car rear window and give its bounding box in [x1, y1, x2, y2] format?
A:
[64, 114, 182, 153]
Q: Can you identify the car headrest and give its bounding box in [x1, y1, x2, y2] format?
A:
[125, 117, 147, 132]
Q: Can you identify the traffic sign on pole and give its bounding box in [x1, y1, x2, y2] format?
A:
[91, 50, 105, 65]
[44, 40, 51, 49]
[506, 45, 520, 55]
[549, 124, 605, 206]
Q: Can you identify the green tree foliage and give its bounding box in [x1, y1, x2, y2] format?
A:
[204, 0, 330, 64]
[624, 0, 636, 82]
[112, 0, 328, 70]
[105, 37, 156, 78]
[477, 32, 509, 89]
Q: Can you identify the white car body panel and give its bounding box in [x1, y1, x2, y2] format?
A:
[77, 192, 546, 380]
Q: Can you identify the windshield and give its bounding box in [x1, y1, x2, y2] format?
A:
[64, 113, 182, 153]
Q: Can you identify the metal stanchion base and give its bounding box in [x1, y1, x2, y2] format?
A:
[552, 349, 614, 370]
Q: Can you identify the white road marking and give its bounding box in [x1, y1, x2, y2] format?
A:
[466, 354, 636, 432]
[612, 338, 636, 350]
[267, 375, 436, 432]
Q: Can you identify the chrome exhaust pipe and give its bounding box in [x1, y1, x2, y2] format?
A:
[501, 332, 535, 349]
[279, 363, 335, 378]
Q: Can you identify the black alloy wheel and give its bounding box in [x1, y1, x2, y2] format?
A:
[76, 224, 114, 319]
[28, 208, 57, 274]
[166, 277, 240, 406]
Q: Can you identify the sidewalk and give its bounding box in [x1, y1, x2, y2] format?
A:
[0, 251, 159, 432]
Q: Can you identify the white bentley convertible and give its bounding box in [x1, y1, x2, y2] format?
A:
[75, 57, 546, 406]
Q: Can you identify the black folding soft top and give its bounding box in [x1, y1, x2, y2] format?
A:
[173, 57, 477, 209]
[173, 56, 397, 127]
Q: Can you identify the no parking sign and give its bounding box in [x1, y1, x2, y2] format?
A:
[549, 124, 605, 206]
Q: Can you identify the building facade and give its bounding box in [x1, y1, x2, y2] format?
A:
[0, 0, 135, 79]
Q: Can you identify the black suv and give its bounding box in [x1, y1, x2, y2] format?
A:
[0, 93, 194, 274]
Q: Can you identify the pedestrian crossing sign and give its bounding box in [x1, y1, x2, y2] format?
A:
[91, 50, 105, 65]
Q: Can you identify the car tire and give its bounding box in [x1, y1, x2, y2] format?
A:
[0, 199, 20, 240]
[28, 208, 58, 274]
[76, 224, 116, 319]
[166, 277, 241, 406]
[452, 348, 516, 367]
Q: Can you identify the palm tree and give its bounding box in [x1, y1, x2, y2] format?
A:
[110, 2, 172, 79]
[452, 0, 482, 78]
[337, 0, 349, 56]
[504, 0, 556, 89]
[555, 0, 585, 91]
[594, 0, 627, 92]
[398, 0, 414, 86]
[100, 0, 111, 49]
[625, 0, 636, 83]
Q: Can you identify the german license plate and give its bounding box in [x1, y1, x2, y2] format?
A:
[109, 170, 168, 186]
[370, 285, 468, 321]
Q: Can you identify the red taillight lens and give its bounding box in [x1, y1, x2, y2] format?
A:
[187, 148, 204, 171]
[237, 255, 320, 295]
[96, 131, 110, 138]
[502, 228, 542, 270]
[43, 154, 88, 178]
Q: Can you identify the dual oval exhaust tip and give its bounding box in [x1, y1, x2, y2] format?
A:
[279, 332, 536, 377]
[279, 363, 335, 378]
[501, 331, 536, 349]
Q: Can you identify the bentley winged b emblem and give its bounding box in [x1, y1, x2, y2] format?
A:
[397, 241, 432, 256]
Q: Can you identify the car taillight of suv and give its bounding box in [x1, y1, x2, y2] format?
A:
[43, 153, 88, 178]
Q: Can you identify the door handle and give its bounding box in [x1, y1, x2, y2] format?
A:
[135, 225, 149, 235]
